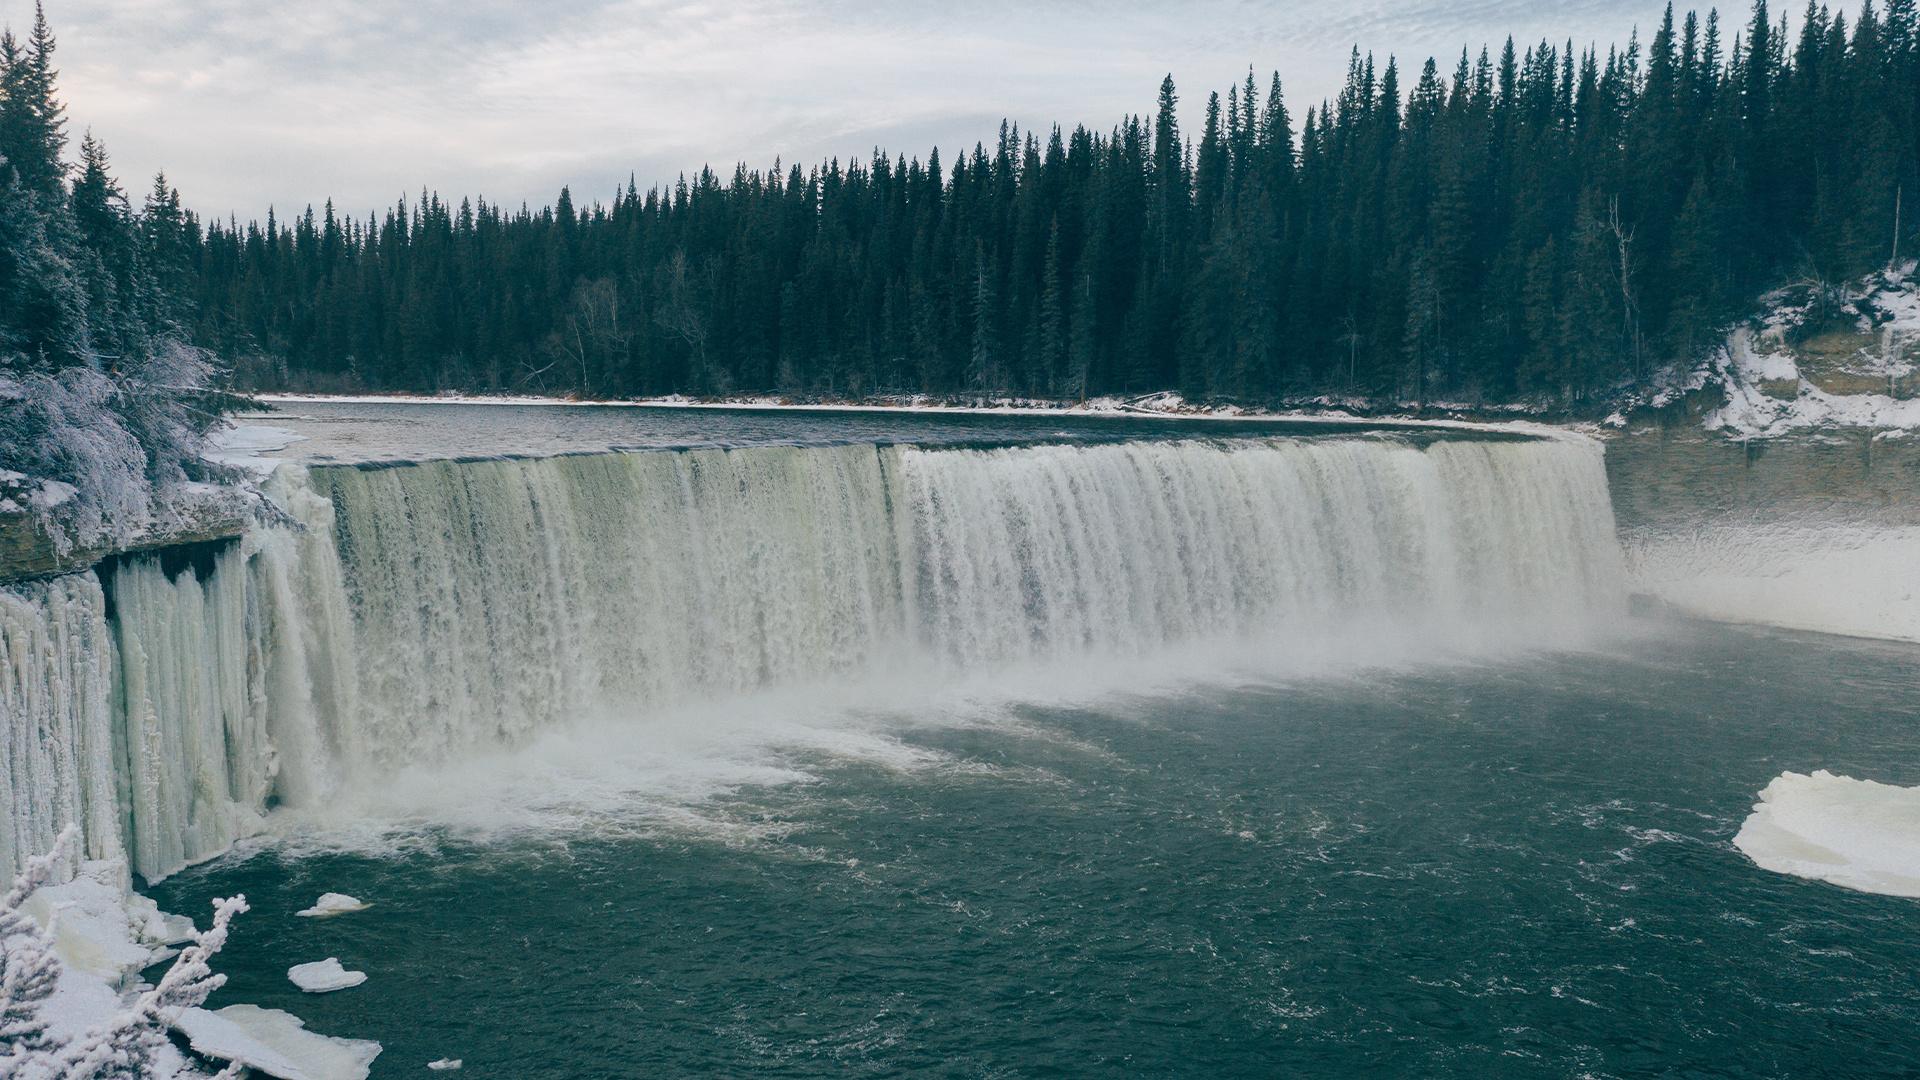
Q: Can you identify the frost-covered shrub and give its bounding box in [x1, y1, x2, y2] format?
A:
[0, 8, 250, 557]
[0, 341, 242, 554]
[0, 827, 246, 1079]
[0, 368, 154, 552]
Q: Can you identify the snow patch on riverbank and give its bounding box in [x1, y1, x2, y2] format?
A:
[1736, 770, 1920, 898]
[9, 855, 376, 1078]
[17, 861, 198, 1076]
[1696, 263, 1920, 438]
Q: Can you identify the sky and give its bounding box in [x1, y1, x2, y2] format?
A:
[13, 0, 1664, 222]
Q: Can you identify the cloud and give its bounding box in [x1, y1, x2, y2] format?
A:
[17, 0, 1655, 220]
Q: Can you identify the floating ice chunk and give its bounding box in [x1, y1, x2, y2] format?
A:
[1735, 770, 1920, 898]
[428, 1059, 463, 1071]
[296, 892, 370, 917]
[174, 1004, 381, 1080]
[288, 957, 368, 993]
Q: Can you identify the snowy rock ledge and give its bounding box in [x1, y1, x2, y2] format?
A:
[1735, 770, 1920, 898]
[1696, 262, 1920, 439]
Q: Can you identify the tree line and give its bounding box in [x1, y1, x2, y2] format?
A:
[1, 3, 231, 544]
[109, 4, 1920, 405]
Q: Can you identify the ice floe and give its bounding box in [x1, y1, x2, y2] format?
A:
[296, 892, 370, 917]
[288, 956, 368, 992]
[1735, 770, 1920, 898]
[173, 1004, 382, 1080]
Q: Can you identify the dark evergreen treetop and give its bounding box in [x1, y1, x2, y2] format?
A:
[160, 2, 1920, 405]
[0, 3, 229, 516]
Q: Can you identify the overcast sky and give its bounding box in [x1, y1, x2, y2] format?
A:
[15, 0, 1662, 221]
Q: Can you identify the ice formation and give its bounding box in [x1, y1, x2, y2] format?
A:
[295, 893, 370, 918]
[287, 957, 367, 993]
[173, 1004, 381, 1080]
[1735, 770, 1920, 898]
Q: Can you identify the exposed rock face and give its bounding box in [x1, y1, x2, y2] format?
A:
[0, 506, 249, 584]
[1606, 426, 1920, 642]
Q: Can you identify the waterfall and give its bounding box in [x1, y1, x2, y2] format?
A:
[0, 575, 121, 878]
[0, 432, 1625, 880]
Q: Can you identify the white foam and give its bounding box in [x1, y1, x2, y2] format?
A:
[428, 1060, 463, 1071]
[295, 893, 369, 918]
[1735, 770, 1920, 898]
[173, 1004, 381, 1080]
[288, 957, 367, 992]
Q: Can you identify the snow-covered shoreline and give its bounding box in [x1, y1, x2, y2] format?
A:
[11, 856, 380, 1079]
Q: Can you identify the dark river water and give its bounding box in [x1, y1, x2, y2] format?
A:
[151, 620, 1920, 1079]
[242, 398, 1524, 464]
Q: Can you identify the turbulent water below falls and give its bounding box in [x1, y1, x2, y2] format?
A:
[152, 622, 1920, 1079]
[2, 432, 1624, 883]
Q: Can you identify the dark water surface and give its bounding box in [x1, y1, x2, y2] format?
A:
[153, 622, 1920, 1078]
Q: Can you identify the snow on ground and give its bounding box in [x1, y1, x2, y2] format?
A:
[253, 389, 1141, 414]
[288, 957, 367, 993]
[254, 391, 1584, 447]
[1626, 525, 1920, 643]
[21, 865, 200, 1078]
[12, 857, 376, 1079]
[1698, 263, 1920, 437]
[295, 892, 369, 917]
[21, 861, 176, 980]
[1736, 770, 1920, 898]
[173, 1004, 382, 1080]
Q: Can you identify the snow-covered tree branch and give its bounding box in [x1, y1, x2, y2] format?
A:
[0, 825, 248, 1080]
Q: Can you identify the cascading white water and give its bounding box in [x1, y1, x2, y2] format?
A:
[0, 432, 1626, 880]
[892, 438, 1623, 666]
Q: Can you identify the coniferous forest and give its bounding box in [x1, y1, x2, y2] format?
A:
[128, 4, 1920, 404]
[0, 4, 229, 541]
